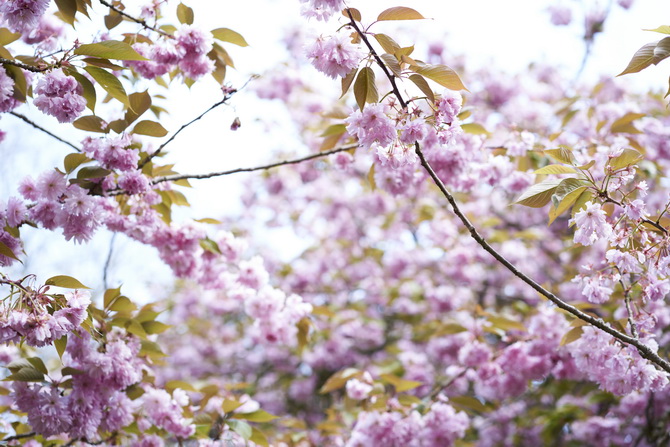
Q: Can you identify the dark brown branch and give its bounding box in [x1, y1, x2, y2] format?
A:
[149, 145, 356, 185]
[98, 0, 170, 37]
[0, 58, 48, 73]
[350, 11, 670, 374]
[2, 432, 36, 442]
[138, 95, 233, 168]
[9, 112, 81, 152]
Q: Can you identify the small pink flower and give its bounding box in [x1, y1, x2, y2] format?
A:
[306, 34, 365, 79]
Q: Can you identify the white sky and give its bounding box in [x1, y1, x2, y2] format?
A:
[2, 0, 669, 299]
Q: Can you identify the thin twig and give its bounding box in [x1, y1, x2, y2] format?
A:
[348, 12, 670, 374]
[102, 233, 116, 290]
[98, 0, 170, 37]
[139, 96, 231, 168]
[2, 431, 36, 442]
[149, 145, 356, 185]
[0, 58, 48, 73]
[9, 112, 80, 152]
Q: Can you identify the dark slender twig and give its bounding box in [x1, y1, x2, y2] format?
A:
[9, 112, 80, 152]
[0, 58, 48, 73]
[149, 145, 357, 185]
[139, 96, 231, 168]
[2, 431, 36, 442]
[620, 277, 639, 339]
[102, 233, 116, 290]
[98, 0, 170, 37]
[348, 13, 670, 374]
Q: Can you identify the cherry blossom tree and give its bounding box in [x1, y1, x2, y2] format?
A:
[0, 0, 669, 445]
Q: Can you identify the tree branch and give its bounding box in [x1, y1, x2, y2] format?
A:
[149, 145, 356, 185]
[98, 0, 171, 37]
[0, 58, 48, 73]
[349, 11, 670, 374]
[9, 111, 81, 152]
[138, 93, 235, 169]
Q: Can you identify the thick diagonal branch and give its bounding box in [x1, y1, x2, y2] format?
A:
[347, 13, 670, 373]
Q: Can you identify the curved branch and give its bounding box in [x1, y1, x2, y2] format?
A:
[138, 93, 236, 169]
[9, 112, 81, 152]
[107, 145, 356, 196]
[98, 0, 171, 37]
[348, 11, 670, 373]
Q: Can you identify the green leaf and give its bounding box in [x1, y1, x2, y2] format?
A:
[380, 374, 423, 392]
[618, 41, 659, 76]
[610, 112, 645, 134]
[342, 8, 362, 22]
[571, 189, 594, 220]
[460, 123, 490, 136]
[64, 153, 90, 174]
[55, 0, 77, 25]
[549, 181, 588, 225]
[4, 65, 26, 102]
[486, 315, 526, 332]
[654, 37, 670, 63]
[0, 28, 20, 46]
[222, 399, 244, 413]
[234, 409, 278, 423]
[609, 148, 643, 171]
[320, 124, 347, 138]
[534, 164, 577, 175]
[377, 7, 425, 21]
[250, 427, 269, 447]
[26, 357, 48, 375]
[199, 237, 221, 255]
[77, 166, 111, 180]
[4, 366, 44, 382]
[408, 74, 435, 103]
[319, 368, 360, 394]
[211, 28, 248, 47]
[226, 420, 252, 440]
[45, 275, 90, 289]
[177, 3, 194, 25]
[165, 380, 197, 393]
[64, 68, 96, 113]
[340, 68, 357, 98]
[665, 76, 670, 99]
[108, 295, 137, 313]
[514, 180, 562, 208]
[560, 326, 583, 346]
[381, 53, 402, 77]
[133, 120, 168, 137]
[450, 396, 488, 413]
[84, 66, 129, 106]
[125, 90, 152, 125]
[75, 41, 148, 61]
[353, 66, 378, 110]
[54, 336, 67, 359]
[104, 11, 123, 30]
[544, 147, 576, 165]
[73, 115, 108, 133]
[410, 63, 467, 91]
[644, 25, 670, 34]
[141, 320, 171, 335]
[374, 34, 401, 55]
[0, 240, 19, 261]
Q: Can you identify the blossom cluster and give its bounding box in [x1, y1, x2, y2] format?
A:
[126, 25, 215, 80]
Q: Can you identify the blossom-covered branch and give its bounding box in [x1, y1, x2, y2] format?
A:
[346, 8, 670, 374]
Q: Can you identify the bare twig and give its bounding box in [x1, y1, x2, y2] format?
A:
[149, 145, 356, 185]
[347, 13, 670, 374]
[9, 112, 80, 152]
[98, 0, 170, 37]
[139, 96, 231, 168]
[2, 431, 36, 442]
[102, 233, 116, 290]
